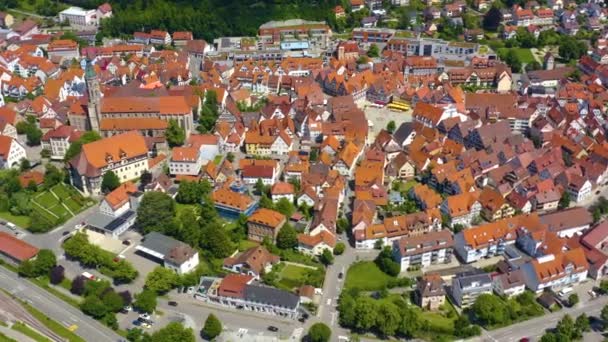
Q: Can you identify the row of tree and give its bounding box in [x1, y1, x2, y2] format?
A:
[63, 232, 138, 283]
[469, 292, 544, 328]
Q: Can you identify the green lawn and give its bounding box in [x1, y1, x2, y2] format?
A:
[0, 211, 31, 228]
[176, 203, 201, 218]
[11, 322, 50, 342]
[344, 261, 394, 291]
[27, 184, 90, 228]
[213, 155, 223, 165]
[238, 240, 259, 251]
[0, 332, 17, 342]
[276, 263, 315, 290]
[497, 48, 536, 64]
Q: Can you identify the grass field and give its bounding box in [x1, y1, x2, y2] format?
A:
[0, 211, 31, 228]
[344, 261, 394, 291]
[498, 48, 536, 64]
[238, 240, 259, 251]
[0, 332, 17, 342]
[277, 264, 311, 290]
[176, 203, 201, 218]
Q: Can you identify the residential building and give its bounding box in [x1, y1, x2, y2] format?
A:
[451, 270, 493, 308]
[170, 147, 202, 176]
[247, 208, 286, 243]
[68, 131, 149, 195]
[354, 211, 441, 249]
[539, 207, 593, 238]
[223, 246, 280, 279]
[195, 274, 300, 319]
[415, 274, 446, 310]
[271, 182, 295, 203]
[85, 182, 141, 239]
[441, 191, 481, 227]
[297, 231, 337, 255]
[492, 270, 526, 298]
[211, 188, 258, 219]
[41, 125, 81, 160]
[47, 39, 80, 60]
[136, 232, 200, 274]
[520, 248, 589, 293]
[0, 135, 26, 169]
[393, 230, 454, 271]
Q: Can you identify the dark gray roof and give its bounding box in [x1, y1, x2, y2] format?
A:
[86, 210, 135, 233]
[455, 270, 492, 288]
[140, 232, 182, 256]
[244, 285, 299, 309]
[393, 122, 414, 146]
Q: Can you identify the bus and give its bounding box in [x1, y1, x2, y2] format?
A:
[387, 102, 410, 112]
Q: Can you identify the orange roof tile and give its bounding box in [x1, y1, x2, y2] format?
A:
[248, 208, 286, 228]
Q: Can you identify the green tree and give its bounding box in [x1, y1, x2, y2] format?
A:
[354, 297, 378, 331]
[136, 192, 176, 234]
[334, 242, 345, 255]
[149, 322, 195, 342]
[575, 313, 590, 333]
[166, 119, 186, 147]
[134, 289, 157, 314]
[471, 294, 510, 326]
[64, 131, 102, 162]
[81, 295, 109, 319]
[558, 37, 587, 62]
[226, 152, 235, 163]
[126, 327, 146, 342]
[376, 301, 401, 337]
[386, 121, 396, 133]
[101, 171, 121, 193]
[200, 221, 234, 258]
[20, 158, 31, 171]
[201, 314, 222, 340]
[367, 44, 380, 57]
[276, 224, 298, 249]
[399, 306, 421, 337]
[558, 191, 571, 209]
[319, 248, 334, 265]
[483, 6, 502, 30]
[275, 198, 295, 217]
[308, 323, 331, 342]
[375, 246, 400, 276]
[145, 266, 179, 294]
[176, 181, 205, 204]
[568, 293, 579, 307]
[102, 290, 126, 313]
[336, 217, 349, 234]
[43, 164, 64, 189]
[25, 125, 42, 146]
[32, 249, 56, 276]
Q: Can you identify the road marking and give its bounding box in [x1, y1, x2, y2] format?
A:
[330, 311, 336, 326]
[326, 298, 331, 306]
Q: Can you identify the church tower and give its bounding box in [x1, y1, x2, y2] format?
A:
[85, 59, 102, 132]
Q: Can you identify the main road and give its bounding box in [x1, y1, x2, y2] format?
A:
[479, 296, 608, 342]
[0, 267, 122, 342]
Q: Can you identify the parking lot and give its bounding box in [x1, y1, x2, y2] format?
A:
[0, 221, 27, 239]
[116, 230, 162, 292]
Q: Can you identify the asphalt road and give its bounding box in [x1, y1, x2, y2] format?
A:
[0, 267, 122, 342]
[482, 296, 608, 342]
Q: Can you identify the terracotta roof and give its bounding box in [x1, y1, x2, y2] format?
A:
[218, 274, 253, 298]
[532, 248, 588, 283]
[0, 136, 15, 159]
[104, 182, 137, 209]
[71, 131, 148, 172]
[223, 246, 279, 275]
[271, 182, 295, 195]
[0, 232, 39, 262]
[100, 118, 168, 131]
[248, 208, 286, 228]
[172, 31, 193, 41]
[18, 171, 44, 187]
[101, 96, 191, 115]
[171, 147, 199, 162]
[211, 188, 254, 211]
[297, 230, 337, 248]
[187, 134, 218, 148]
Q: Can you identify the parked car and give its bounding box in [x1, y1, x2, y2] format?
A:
[122, 239, 131, 246]
[62, 231, 70, 236]
[338, 272, 343, 279]
[267, 326, 279, 332]
[187, 287, 194, 294]
[139, 313, 151, 321]
[168, 301, 178, 307]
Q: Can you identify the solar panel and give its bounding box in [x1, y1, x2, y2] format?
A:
[104, 210, 135, 232]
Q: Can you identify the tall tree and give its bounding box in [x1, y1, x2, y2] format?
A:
[134, 289, 157, 314]
[308, 323, 331, 342]
[376, 302, 401, 337]
[483, 6, 502, 31]
[166, 119, 186, 147]
[201, 314, 222, 340]
[149, 322, 195, 342]
[200, 221, 234, 258]
[145, 267, 179, 294]
[49, 265, 65, 285]
[276, 224, 298, 249]
[136, 192, 176, 234]
[101, 171, 121, 193]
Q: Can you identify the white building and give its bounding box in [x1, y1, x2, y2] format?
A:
[0, 135, 26, 169]
[520, 249, 588, 293]
[41, 125, 81, 160]
[136, 232, 199, 274]
[170, 147, 202, 176]
[85, 182, 140, 239]
[392, 230, 454, 271]
[59, 7, 98, 26]
[492, 270, 526, 298]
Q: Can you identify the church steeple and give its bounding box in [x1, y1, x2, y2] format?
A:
[85, 59, 101, 132]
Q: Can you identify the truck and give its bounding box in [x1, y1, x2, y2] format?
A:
[82, 272, 99, 281]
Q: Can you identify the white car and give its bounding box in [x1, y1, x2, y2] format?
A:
[141, 323, 151, 329]
[123, 306, 132, 312]
[139, 313, 151, 320]
[187, 287, 194, 294]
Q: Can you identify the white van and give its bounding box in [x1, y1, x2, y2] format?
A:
[6, 222, 16, 230]
[558, 287, 573, 297]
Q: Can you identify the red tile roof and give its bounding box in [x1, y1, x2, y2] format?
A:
[0, 232, 39, 262]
